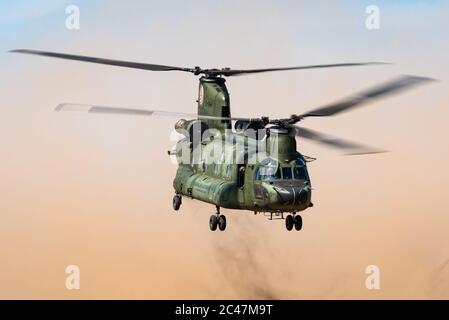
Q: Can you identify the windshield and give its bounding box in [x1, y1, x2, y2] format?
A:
[293, 166, 308, 180]
[256, 157, 309, 181]
[255, 158, 281, 181]
[281, 166, 307, 180]
[282, 167, 293, 180]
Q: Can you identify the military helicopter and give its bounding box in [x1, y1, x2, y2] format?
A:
[11, 49, 434, 232]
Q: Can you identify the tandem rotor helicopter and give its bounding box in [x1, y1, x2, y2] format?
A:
[11, 49, 434, 232]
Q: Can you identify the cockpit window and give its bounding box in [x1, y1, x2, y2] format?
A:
[294, 157, 308, 180]
[282, 167, 293, 180]
[255, 158, 280, 181]
[293, 166, 308, 180]
[255, 157, 309, 181]
[296, 157, 306, 166]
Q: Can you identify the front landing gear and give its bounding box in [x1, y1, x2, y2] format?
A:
[210, 206, 226, 231]
[294, 215, 302, 231]
[285, 213, 302, 231]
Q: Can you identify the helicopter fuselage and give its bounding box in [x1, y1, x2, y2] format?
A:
[172, 128, 312, 214]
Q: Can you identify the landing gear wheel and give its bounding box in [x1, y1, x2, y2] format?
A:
[218, 215, 227, 231]
[209, 215, 218, 231]
[294, 215, 303, 231]
[285, 215, 294, 231]
[172, 195, 182, 211]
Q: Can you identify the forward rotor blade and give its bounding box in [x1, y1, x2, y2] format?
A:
[55, 103, 250, 121]
[10, 49, 386, 77]
[299, 75, 435, 118]
[295, 126, 386, 155]
[10, 49, 194, 73]
[218, 62, 387, 77]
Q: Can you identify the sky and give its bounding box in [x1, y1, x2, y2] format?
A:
[0, 0, 448, 299]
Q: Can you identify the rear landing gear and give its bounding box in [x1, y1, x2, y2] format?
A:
[285, 213, 302, 232]
[218, 215, 226, 231]
[210, 206, 226, 231]
[173, 194, 182, 211]
[209, 215, 218, 231]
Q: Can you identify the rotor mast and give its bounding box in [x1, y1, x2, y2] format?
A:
[197, 76, 231, 133]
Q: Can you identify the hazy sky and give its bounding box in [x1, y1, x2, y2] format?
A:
[0, 0, 448, 299]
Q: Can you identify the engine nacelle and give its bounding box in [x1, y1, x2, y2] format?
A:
[175, 119, 209, 144]
[234, 120, 266, 139]
[266, 126, 297, 163]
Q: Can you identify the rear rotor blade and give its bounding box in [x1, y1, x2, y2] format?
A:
[56, 103, 193, 117]
[299, 75, 435, 119]
[295, 126, 386, 155]
[55, 103, 251, 121]
[11, 49, 194, 73]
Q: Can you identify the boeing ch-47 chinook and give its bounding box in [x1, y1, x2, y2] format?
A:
[11, 49, 434, 232]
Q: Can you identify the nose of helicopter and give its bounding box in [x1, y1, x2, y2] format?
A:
[272, 182, 312, 208]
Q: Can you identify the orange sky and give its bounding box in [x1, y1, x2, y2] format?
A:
[0, 1, 448, 299]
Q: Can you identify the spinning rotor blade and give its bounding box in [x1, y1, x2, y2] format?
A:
[11, 49, 194, 73]
[298, 75, 435, 119]
[216, 62, 386, 77]
[295, 126, 386, 155]
[10, 49, 384, 77]
[56, 103, 194, 117]
[55, 103, 250, 121]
